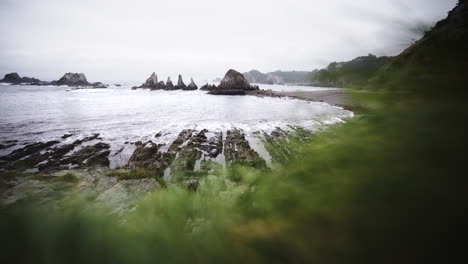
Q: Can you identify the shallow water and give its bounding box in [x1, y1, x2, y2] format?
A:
[0, 83, 352, 166]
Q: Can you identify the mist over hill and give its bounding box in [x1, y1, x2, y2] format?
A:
[242, 54, 392, 88]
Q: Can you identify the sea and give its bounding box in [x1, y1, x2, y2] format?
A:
[0, 82, 352, 167]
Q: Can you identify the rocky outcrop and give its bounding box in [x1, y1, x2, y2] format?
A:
[144, 72, 158, 87]
[166, 77, 174, 89]
[133, 72, 167, 90]
[48, 73, 107, 88]
[125, 129, 224, 190]
[0, 73, 44, 85]
[0, 72, 108, 88]
[208, 69, 259, 95]
[200, 83, 217, 91]
[224, 129, 267, 169]
[175, 75, 186, 89]
[185, 78, 198, 90]
[54, 73, 88, 86]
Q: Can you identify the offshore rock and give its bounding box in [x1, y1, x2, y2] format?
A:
[51, 73, 107, 88]
[136, 72, 168, 90]
[0, 73, 43, 85]
[175, 74, 186, 89]
[200, 83, 217, 91]
[1, 72, 107, 88]
[145, 72, 158, 87]
[54, 73, 88, 86]
[208, 69, 260, 95]
[185, 78, 198, 90]
[165, 77, 174, 90]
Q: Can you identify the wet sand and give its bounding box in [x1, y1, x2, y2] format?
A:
[273, 90, 349, 106]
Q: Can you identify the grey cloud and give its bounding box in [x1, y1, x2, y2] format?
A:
[0, 0, 458, 81]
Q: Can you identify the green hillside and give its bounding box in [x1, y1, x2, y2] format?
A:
[311, 54, 392, 88]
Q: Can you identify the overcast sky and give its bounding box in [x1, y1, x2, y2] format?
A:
[0, 0, 458, 82]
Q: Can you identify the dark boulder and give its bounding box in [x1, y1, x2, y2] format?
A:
[208, 69, 260, 95]
[54, 73, 89, 86]
[50, 72, 107, 88]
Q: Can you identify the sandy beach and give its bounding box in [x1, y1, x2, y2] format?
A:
[273, 90, 350, 106]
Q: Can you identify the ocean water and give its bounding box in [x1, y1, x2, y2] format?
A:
[0, 83, 352, 166]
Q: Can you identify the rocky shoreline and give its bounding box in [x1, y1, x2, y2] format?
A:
[0, 125, 317, 212]
[0, 124, 310, 194]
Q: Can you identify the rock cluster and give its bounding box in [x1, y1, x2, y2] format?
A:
[131, 69, 262, 95]
[124, 128, 267, 189]
[133, 73, 198, 91]
[0, 72, 107, 88]
[0, 73, 43, 85]
[208, 69, 259, 95]
[51, 73, 107, 88]
[200, 83, 217, 91]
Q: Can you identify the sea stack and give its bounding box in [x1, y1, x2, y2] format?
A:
[145, 72, 158, 87]
[185, 78, 198, 90]
[55, 73, 89, 86]
[175, 74, 186, 89]
[166, 77, 174, 89]
[133, 72, 167, 90]
[208, 69, 259, 95]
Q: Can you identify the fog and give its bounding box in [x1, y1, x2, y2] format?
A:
[0, 0, 458, 82]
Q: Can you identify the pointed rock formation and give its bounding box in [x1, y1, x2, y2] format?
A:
[133, 72, 167, 90]
[145, 72, 158, 87]
[185, 78, 198, 90]
[175, 74, 186, 89]
[208, 69, 259, 95]
[165, 77, 174, 89]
